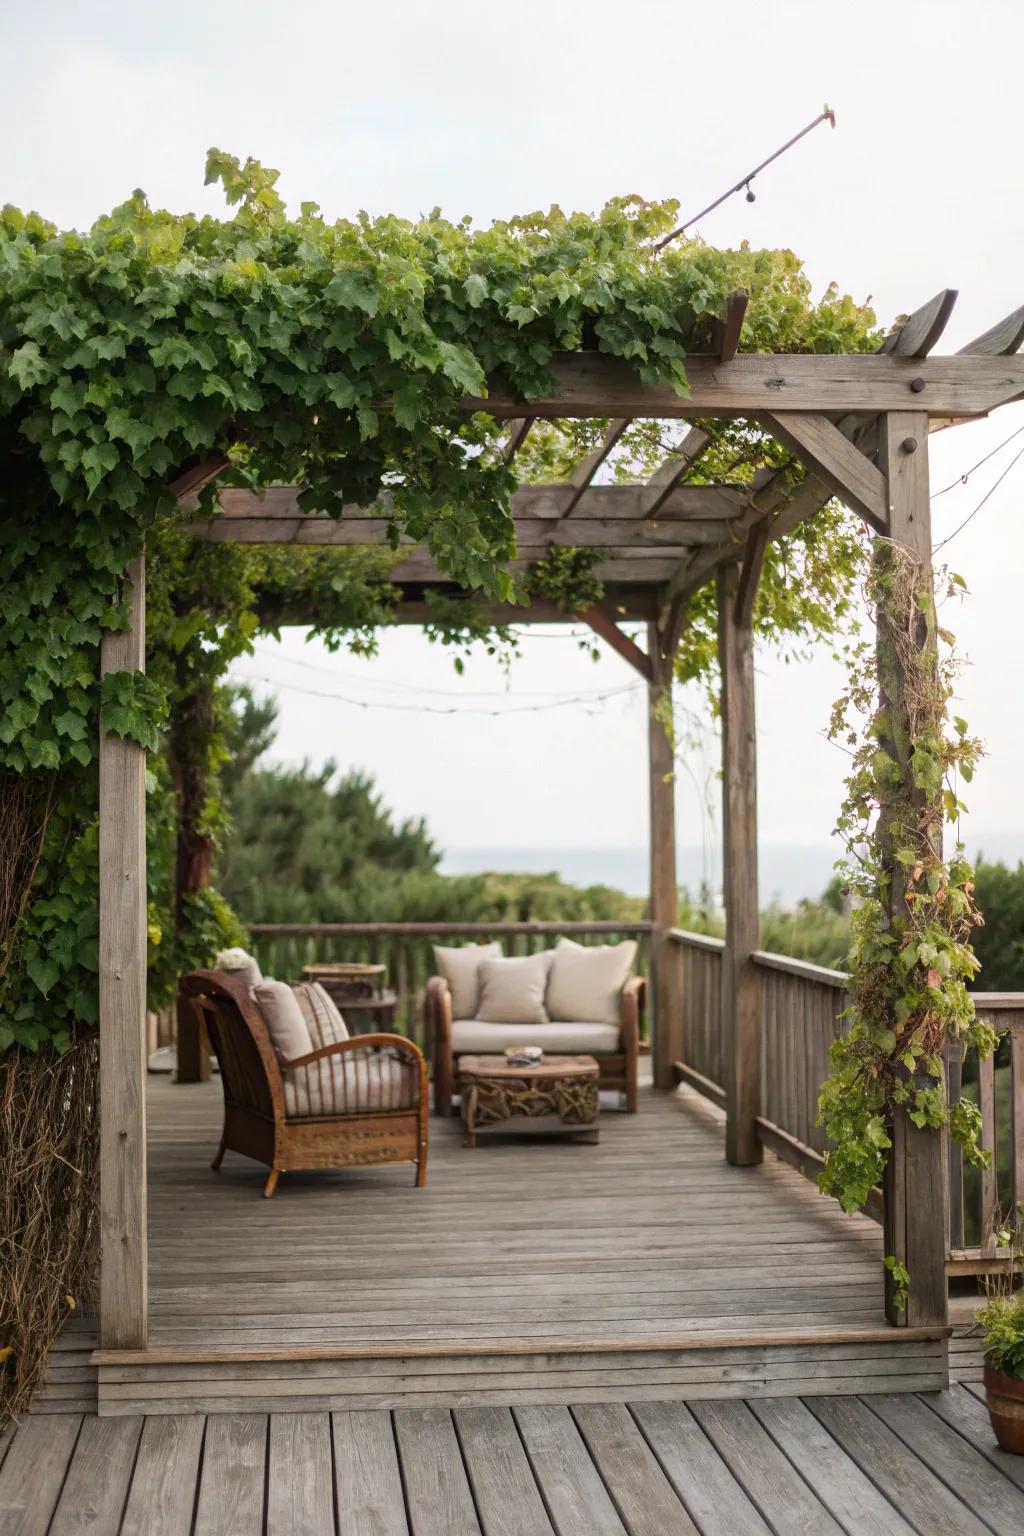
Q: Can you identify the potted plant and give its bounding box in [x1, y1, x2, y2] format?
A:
[977, 1223, 1024, 1454]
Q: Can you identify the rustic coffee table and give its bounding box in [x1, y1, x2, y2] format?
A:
[458, 1054, 600, 1146]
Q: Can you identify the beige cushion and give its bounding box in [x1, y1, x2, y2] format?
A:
[215, 946, 263, 988]
[477, 952, 551, 1024]
[452, 1019, 620, 1055]
[252, 979, 312, 1064]
[546, 937, 637, 1026]
[284, 1050, 418, 1118]
[433, 941, 501, 1020]
[293, 981, 349, 1049]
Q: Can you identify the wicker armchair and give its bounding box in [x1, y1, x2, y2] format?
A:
[426, 973, 643, 1117]
[180, 970, 429, 1196]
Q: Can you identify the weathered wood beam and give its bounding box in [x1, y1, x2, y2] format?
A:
[734, 519, 771, 630]
[718, 563, 762, 1166]
[643, 427, 712, 518]
[256, 592, 662, 628]
[580, 603, 652, 679]
[880, 289, 958, 358]
[760, 411, 888, 533]
[710, 291, 749, 363]
[185, 481, 750, 535]
[387, 553, 685, 584]
[501, 417, 534, 462]
[99, 556, 148, 1349]
[464, 351, 1024, 420]
[168, 454, 231, 501]
[876, 409, 948, 1331]
[958, 303, 1024, 357]
[563, 419, 631, 515]
[647, 620, 682, 1088]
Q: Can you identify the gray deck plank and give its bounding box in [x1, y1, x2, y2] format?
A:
[629, 1400, 771, 1536]
[808, 1396, 991, 1536]
[748, 1397, 916, 1535]
[571, 1402, 699, 1536]
[692, 1397, 844, 1534]
[120, 1415, 205, 1536]
[922, 1386, 1024, 1494]
[48, 1416, 143, 1535]
[455, 1408, 555, 1536]
[514, 1406, 627, 1536]
[394, 1407, 482, 1536]
[332, 1410, 409, 1536]
[193, 1414, 267, 1536]
[267, 1413, 335, 1536]
[868, 1392, 1024, 1533]
[0, 1416, 81, 1536]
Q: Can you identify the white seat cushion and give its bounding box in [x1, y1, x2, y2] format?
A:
[284, 1051, 418, 1118]
[546, 937, 637, 1026]
[451, 1019, 621, 1055]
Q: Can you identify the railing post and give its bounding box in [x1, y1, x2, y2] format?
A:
[877, 411, 948, 1328]
[99, 555, 148, 1348]
[648, 622, 682, 1088]
[717, 566, 763, 1166]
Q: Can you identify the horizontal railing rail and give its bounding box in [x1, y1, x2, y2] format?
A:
[667, 930, 1024, 1260]
[247, 920, 653, 1046]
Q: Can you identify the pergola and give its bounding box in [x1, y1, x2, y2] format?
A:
[97, 286, 1024, 1354]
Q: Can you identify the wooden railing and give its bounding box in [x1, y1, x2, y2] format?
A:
[668, 929, 1024, 1260]
[947, 997, 1024, 1268]
[248, 921, 653, 1048]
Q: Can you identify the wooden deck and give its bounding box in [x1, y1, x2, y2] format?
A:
[5, 1385, 1024, 1534]
[79, 1078, 951, 1414]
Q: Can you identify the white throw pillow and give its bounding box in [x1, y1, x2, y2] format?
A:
[476, 952, 552, 1025]
[546, 937, 637, 1026]
[252, 978, 313, 1064]
[215, 946, 263, 988]
[292, 981, 349, 1050]
[433, 941, 501, 1020]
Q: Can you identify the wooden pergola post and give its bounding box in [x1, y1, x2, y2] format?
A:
[647, 620, 682, 1088]
[98, 555, 148, 1349]
[877, 411, 949, 1329]
[717, 567, 763, 1165]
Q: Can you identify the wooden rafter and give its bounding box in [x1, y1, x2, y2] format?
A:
[563, 418, 631, 516]
[880, 289, 958, 358]
[643, 426, 712, 518]
[580, 602, 652, 679]
[710, 291, 749, 363]
[958, 303, 1024, 357]
[501, 417, 534, 462]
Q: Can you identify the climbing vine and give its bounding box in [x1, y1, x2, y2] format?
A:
[816, 546, 995, 1222]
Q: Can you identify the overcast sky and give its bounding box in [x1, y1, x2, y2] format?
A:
[10, 2, 1024, 889]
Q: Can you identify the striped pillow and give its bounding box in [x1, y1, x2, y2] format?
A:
[292, 981, 349, 1050]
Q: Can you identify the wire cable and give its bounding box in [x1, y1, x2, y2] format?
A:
[230, 669, 645, 717]
[934, 441, 1024, 552]
[930, 422, 1024, 500]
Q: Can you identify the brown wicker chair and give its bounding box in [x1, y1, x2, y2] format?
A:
[180, 969, 429, 1196]
[426, 973, 643, 1116]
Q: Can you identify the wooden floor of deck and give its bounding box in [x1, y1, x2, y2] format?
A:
[80, 1077, 951, 1414]
[5, 1385, 1024, 1534]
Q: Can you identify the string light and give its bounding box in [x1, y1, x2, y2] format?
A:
[231, 669, 645, 717]
[934, 440, 1024, 552]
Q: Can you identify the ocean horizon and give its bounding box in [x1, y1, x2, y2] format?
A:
[441, 832, 1024, 909]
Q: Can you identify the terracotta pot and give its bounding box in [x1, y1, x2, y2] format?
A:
[984, 1365, 1024, 1454]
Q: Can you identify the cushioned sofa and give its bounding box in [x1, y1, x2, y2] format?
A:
[425, 937, 643, 1115]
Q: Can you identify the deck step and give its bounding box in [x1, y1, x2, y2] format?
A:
[91, 1330, 949, 1416]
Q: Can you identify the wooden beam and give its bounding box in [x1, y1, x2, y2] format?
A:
[99, 555, 148, 1349]
[710, 291, 748, 362]
[643, 427, 712, 518]
[717, 564, 762, 1167]
[734, 519, 771, 630]
[647, 621, 681, 1089]
[563, 419, 631, 515]
[464, 351, 1024, 421]
[501, 418, 534, 462]
[958, 303, 1024, 357]
[760, 411, 888, 532]
[168, 455, 230, 502]
[880, 289, 958, 358]
[875, 409, 949, 1331]
[580, 604, 651, 679]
